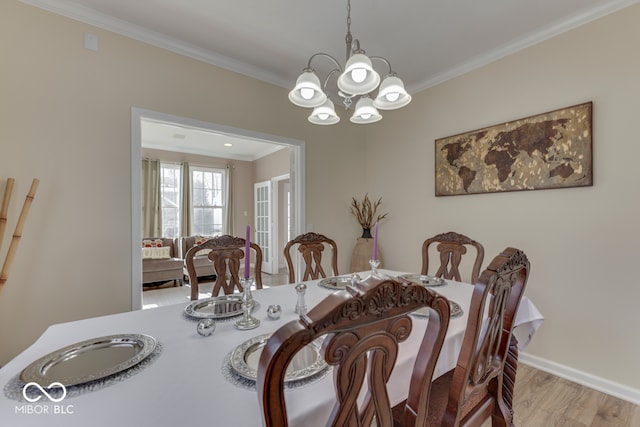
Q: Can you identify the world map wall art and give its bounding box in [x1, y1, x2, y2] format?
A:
[435, 102, 593, 196]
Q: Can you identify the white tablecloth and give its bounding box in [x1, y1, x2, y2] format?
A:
[0, 271, 543, 426]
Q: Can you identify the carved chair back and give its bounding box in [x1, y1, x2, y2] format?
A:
[284, 232, 339, 283]
[184, 234, 262, 300]
[257, 276, 450, 427]
[402, 247, 529, 427]
[422, 231, 485, 283]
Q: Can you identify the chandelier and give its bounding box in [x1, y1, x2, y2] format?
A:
[288, 0, 411, 125]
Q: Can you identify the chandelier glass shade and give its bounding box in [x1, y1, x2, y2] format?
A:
[309, 99, 341, 125]
[288, 70, 327, 108]
[351, 96, 381, 124]
[288, 0, 411, 125]
[337, 53, 380, 96]
[373, 74, 411, 109]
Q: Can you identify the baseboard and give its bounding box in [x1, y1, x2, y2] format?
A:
[519, 352, 640, 405]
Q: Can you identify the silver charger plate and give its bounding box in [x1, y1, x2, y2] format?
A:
[413, 301, 464, 319]
[20, 334, 157, 387]
[230, 333, 327, 383]
[184, 295, 243, 319]
[318, 276, 352, 290]
[398, 274, 446, 287]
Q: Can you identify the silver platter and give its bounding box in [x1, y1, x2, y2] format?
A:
[398, 274, 446, 287]
[230, 333, 327, 383]
[20, 334, 157, 387]
[185, 295, 243, 319]
[318, 276, 352, 290]
[413, 301, 463, 319]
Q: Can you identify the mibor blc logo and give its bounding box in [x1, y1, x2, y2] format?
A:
[22, 382, 67, 402]
[15, 382, 74, 415]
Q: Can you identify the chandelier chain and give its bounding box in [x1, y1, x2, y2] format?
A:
[345, 0, 353, 62]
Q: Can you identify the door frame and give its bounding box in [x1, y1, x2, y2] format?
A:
[269, 173, 290, 274]
[131, 108, 305, 310]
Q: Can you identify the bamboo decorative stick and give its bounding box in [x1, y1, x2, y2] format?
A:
[0, 178, 39, 289]
[0, 178, 15, 255]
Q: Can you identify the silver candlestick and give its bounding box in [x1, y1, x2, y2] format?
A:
[350, 273, 361, 286]
[295, 283, 307, 316]
[369, 259, 381, 277]
[241, 276, 255, 309]
[234, 277, 260, 330]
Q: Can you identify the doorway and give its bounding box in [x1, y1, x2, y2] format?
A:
[131, 108, 305, 310]
[254, 174, 290, 275]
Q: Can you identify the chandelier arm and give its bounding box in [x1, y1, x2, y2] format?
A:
[348, 39, 363, 57]
[345, 32, 353, 62]
[369, 56, 394, 75]
[322, 68, 342, 92]
[306, 53, 344, 73]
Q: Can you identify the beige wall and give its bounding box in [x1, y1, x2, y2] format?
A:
[0, 1, 367, 365]
[254, 147, 290, 183]
[364, 4, 640, 391]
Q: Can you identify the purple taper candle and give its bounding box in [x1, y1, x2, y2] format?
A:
[372, 222, 378, 261]
[244, 225, 251, 279]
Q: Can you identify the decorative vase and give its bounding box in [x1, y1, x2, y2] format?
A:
[350, 237, 382, 273]
[361, 227, 372, 239]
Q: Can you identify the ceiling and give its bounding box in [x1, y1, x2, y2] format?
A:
[22, 0, 639, 158]
[140, 119, 286, 162]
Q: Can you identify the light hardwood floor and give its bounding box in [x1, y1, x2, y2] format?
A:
[506, 363, 640, 427]
[143, 275, 639, 426]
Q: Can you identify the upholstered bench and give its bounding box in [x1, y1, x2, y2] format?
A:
[142, 237, 183, 287]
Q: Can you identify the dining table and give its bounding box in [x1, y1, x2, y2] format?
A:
[0, 270, 544, 426]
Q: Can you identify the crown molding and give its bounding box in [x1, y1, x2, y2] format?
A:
[19, 0, 291, 88]
[21, 0, 640, 95]
[407, 0, 640, 94]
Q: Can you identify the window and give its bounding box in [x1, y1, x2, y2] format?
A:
[160, 163, 181, 238]
[191, 166, 225, 236]
[158, 164, 226, 237]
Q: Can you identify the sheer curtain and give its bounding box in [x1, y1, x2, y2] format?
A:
[225, 163, 234, 235]
[180, 161, 191, 238]
[141, 158, 162, 237]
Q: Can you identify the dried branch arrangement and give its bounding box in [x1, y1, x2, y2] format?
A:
[0, 178, 39, 294]
[350, 194, 388, 229]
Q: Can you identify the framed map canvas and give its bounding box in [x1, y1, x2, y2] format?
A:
[435, 102, 593, 196]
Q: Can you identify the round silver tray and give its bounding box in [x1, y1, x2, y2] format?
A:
[20, 334, 157, 387]
[398, 274, 446, 287]
[318, 276, 352, 290]
[184, 295, 244, 319]
[413, 301, 463, 319]
[230, 333, 327, 383]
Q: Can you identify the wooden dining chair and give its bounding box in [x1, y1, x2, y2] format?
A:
[184, 234, 262, 300]
[284, 232, 339, 283]
[396, 247, 529, 427]
[257, 276, 451, 427]
[422, 231, 485, 284]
